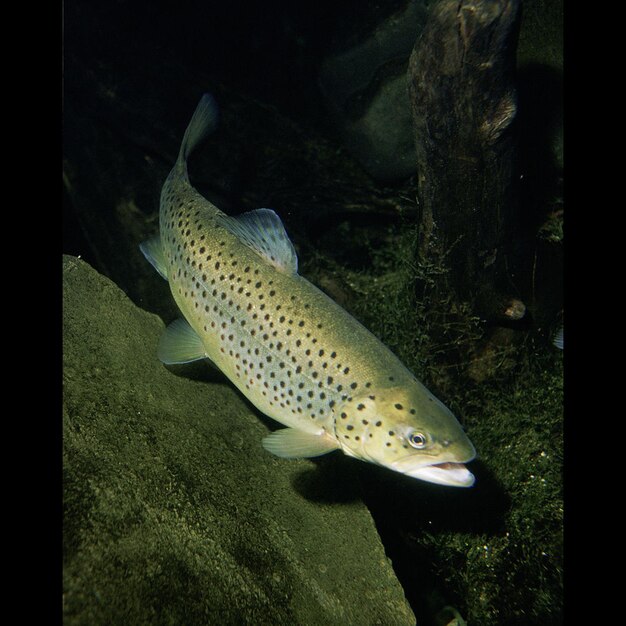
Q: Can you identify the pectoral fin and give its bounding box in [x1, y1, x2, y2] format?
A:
[262, 428, 340, 458]
[140, 236, 168, 280]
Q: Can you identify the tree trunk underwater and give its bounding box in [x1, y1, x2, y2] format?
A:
[408, 0, 527, 381]
[409, 0, 524, 324]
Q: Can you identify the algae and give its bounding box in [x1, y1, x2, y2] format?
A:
[304, 222, 563, 625]
[63, 2, 563, 622]
[63, 255, 416, 625]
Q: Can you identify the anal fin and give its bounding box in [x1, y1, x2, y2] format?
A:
[158, 318, 207, 364]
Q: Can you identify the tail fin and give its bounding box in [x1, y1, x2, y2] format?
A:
[178, 93, 219, 164]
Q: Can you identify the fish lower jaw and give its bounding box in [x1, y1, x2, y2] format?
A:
[340, 444, 475, 486]
[399, 461, 475, 487]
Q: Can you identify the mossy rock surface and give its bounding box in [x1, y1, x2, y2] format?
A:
[62, 254, 415, 626]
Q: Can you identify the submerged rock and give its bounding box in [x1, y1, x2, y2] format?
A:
[318, 0, 429, 181]
[62, 255, 415, 625]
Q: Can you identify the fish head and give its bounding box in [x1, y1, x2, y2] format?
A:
[334, 384, 476, 487]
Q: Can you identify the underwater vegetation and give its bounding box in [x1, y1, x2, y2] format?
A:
[307, 199, 563, 626]
[63, 0, 563, 623]
[63, 255, 417, 624]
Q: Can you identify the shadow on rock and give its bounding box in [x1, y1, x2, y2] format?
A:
[291, 454, 363, 505]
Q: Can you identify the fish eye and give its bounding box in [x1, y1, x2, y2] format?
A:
[408, 431, 427, 449]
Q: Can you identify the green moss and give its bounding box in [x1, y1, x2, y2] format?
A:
[63, 255, 416, 625]
[302, 211, 563, 625]
[458, 354, 563, 624]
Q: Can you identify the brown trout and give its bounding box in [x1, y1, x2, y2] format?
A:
[141, 94, 476, 486]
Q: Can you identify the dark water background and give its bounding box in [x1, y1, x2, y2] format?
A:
[63, 1, 564, 624]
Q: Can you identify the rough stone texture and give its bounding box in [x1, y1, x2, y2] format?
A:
[333, 73, 417, 183]
[62, 255, 415, 626]
[318, 0, 430, 181]
[62, 1, 563, 622]
[317, 0, 562, 182]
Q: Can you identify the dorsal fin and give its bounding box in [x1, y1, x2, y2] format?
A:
[217, 208, 298, 274]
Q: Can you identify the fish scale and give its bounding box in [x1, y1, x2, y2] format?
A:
[161, 179, 404, 432]
[141, 94, 477, 486]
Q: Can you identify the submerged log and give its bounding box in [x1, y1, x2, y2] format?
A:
[408, 0, 523, 324]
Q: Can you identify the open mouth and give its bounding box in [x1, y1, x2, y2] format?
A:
[405, 462, 475, 487]
[389, 458, 475, 487]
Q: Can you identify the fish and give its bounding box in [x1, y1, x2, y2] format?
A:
[553, 325, 563, 350]
[141, 94, 476, 487]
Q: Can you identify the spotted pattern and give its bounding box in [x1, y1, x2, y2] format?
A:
[157, 175, 396, 432]
[146, 98, 476, 489]
[333, 392, 427, 453]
